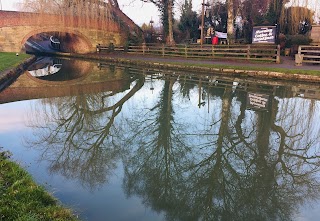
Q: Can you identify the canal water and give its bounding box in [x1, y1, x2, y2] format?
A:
[1, 57, 320, 221]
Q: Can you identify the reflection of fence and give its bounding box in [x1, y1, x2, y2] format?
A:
[295, 45, 320, 66]
[97, 43, 281, 63]
[96, 61, 320, 100]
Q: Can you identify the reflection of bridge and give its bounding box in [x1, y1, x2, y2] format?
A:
[0, 9, 141, 53]
[0, 63, 135, 104]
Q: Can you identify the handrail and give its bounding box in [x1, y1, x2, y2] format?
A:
[50, 36, 60, 50]
[50, 36, 60, 44]
[295, 45, 320, 66]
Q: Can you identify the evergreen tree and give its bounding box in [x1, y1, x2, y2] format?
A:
[178, 0, 199, 42]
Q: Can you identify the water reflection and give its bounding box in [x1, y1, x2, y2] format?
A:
[27, 56, 92, 81]
[24, 60, 320, 220]
[123, 75, 320, 221]
[28, 57, 62, 77]
[26, 71, 144, 189]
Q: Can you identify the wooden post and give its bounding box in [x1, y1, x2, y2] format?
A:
[96, 44, 100, 53]
[298, 45, 302, 55]
[142, 43, 146, 55]
[185, 45, 188, 58]
[276, 44, 281, 64]
[295, 46, 303, 66]
[162, 44, 165, 57]
[212, 45, 215, 58]
[246, 44, 250, 60]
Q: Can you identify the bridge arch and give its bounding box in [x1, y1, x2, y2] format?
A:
[22, 28, 93, 53]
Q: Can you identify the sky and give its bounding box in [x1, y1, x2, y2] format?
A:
[0, 0, 318, 26]
[0, 0, 160, 25]
[0, 0, 203, 26]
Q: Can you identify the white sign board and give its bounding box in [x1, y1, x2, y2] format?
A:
[252, 26, 276, 44]
[215, 31, 227, 39]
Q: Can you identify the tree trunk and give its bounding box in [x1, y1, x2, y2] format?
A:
[166, 0, 175, 45]
[227, 0, 234, 44]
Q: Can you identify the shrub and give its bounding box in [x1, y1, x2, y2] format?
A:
[286, 34, 312, 47]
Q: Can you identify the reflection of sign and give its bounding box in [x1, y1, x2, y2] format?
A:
[247, 93, 269, 110]
[215, 31, 227, 39]
[252, 26, 276, 44]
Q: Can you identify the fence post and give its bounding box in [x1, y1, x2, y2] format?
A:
[185, 44, 188, 58]
[212, 45, 215, 58]
[276, 44, 281, 64]
[246, 44, 250, 60]
[96, 44, 100, 53]
[142, 43, 146, 55]
[295, 45, 303, 66]
[162, 44, 165, 57]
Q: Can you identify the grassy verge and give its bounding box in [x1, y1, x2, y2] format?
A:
[0, 53, 31, 72]
[0, 148, 79, 221]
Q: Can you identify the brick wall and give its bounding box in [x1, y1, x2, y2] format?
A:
[0, 11, 124, 53]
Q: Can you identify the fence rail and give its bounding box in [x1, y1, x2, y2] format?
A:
[97, 43, 281, 63]
[295, 45, 320, 65]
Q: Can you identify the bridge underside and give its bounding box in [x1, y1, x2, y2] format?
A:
[25, 31, 95, 54]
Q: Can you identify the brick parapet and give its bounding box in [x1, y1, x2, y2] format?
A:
[0, 11, 123, 53]
[0, 11, 120, 31]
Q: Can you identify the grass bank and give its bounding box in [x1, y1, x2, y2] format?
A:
[0, 52, 31, 72]
[0, 148, 79, 221]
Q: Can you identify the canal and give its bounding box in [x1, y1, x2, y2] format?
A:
[1, 57, 320, 221]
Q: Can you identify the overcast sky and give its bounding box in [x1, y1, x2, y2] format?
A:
[0, 0, 318, 25]
[0, 0, 203, 26]
[0, 0, 159, 25]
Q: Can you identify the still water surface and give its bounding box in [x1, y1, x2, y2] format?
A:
[1, 57, 320, 221]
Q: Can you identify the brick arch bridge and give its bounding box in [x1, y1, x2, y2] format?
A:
[0, 9, 141, 53]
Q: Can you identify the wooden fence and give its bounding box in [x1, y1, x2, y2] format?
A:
[295, 45, 320, 65]
[97, 43, 281, 63]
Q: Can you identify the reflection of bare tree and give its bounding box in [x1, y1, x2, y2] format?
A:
[27, 75, 145, 189]
[122, 75, 196, 220]
[184, 90, 320, 221]
[122, 77, 320, 221]
[178, 75, 197, 100]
